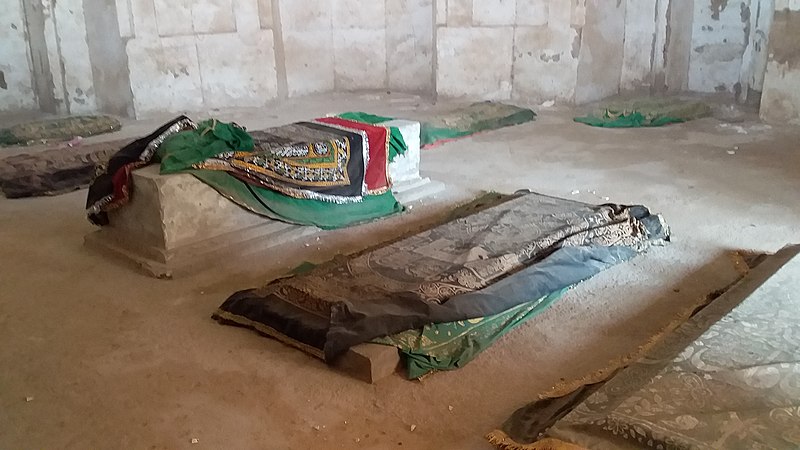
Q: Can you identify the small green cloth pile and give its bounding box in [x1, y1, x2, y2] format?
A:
[574, 110, 685, 128]
[417, 102, 537, 147]
[574, 98, 713, 128]
[159, 119, 253, 173]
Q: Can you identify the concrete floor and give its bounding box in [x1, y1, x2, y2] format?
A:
[2, 94, 799, 449]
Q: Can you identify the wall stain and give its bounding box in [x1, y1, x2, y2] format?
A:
[710, 0, 728, 20]
[571, 28, 583, 59]
[741, 3, 751, 45]
[694, 43, 745, 62]
[770, 10, 800, 69]
[0, 71, 7, 90]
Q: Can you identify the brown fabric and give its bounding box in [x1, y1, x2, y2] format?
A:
[0, 139, 129, 198]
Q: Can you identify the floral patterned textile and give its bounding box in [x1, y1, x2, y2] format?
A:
[215, 193, 669, 362]
[493, 246, 800, 450]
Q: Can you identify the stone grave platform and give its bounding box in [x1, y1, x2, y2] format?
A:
[84, 120, 445, 278]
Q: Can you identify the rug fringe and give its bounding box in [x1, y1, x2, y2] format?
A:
[485, 431, 586, 450]
[537, 276, 742, 399]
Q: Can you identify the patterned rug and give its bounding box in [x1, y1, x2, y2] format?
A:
[488, 246, 800, 450]
[214, 192, 670, 362]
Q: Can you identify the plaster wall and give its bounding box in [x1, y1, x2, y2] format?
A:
[0, 0, 38, 112]
[1, 0, 788, 120]
[687, 0, 772, 97]
[760, 0, 800, 124]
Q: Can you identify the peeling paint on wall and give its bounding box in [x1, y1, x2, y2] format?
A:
[710, 0, 730, 19]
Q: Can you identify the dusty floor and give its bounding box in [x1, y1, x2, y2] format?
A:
[1, 94, 799, 449]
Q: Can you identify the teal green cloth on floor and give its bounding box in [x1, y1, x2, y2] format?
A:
[574, 110, 685, 128]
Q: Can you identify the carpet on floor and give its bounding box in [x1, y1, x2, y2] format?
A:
[213, 192, 670, 363]
[487, 246, 799, 450]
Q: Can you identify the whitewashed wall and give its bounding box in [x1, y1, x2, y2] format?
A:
[0, 0, 37, 111]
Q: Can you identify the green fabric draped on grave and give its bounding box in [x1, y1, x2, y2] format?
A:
[340, 102, 537, 148]
[372, 288, 568, 379]
[574, 98, 713, 128]
[156, 119, 403, 229]
[574, 110, 685, 128]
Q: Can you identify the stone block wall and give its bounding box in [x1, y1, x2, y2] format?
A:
[435, 0, 585, 103]
[3, 0, 796, 124]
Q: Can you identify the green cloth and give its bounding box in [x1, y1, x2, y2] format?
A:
[336, 112, 407, 162]
[574, 110, 685, 128]
[574, 98, 713, 128]
[339, 104, 538, 150]
[189, 170, 403, 229]
[158, 120, 253, 173]
[337, 112, 393, 124]
[373, 288, 568, 379]
[418, 102, 537, 147]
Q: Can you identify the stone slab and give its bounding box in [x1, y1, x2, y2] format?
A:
[126, 36, 204, 115]
[333, 28, 387, 90]
[196, 31, 279, 108]
[333, 0, 385, 29]
[282, 30, 335, 96]
[512, 25, 579, 102]
[473, 0, 516, 26]
[386, 0, 434, 94]
[334, 343, 402, 384]
[436, 27, 514, 100]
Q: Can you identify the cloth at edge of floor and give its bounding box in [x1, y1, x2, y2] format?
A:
[1, 115, 123, 146]
[373, 287, 569, 379]
[574, 110, 685, 128]
[189, 169, 403, 229]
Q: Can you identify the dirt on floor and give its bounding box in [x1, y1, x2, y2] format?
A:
[1, 94, 799, 449]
